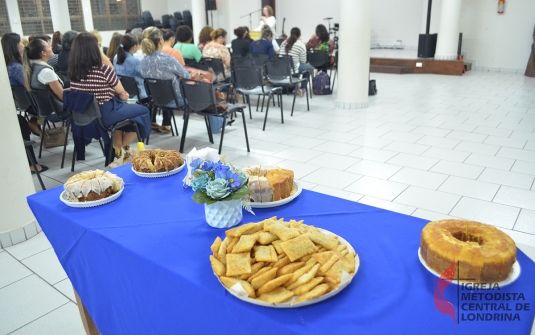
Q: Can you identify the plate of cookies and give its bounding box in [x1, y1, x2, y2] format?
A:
[209, 216, 359, 307]
[60, 170, 125, 208]
[131, 149, 185, 178]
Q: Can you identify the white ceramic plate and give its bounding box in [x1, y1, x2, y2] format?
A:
[215, 228, 359, 308]
[418, 248, 520, 287]
[248, 181, 302, 208]
[131, 161, 186, 178]
[60, 186, 124, 208]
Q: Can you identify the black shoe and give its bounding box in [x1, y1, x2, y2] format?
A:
[227, 119, 235, 126]
[31, 165, 48, 174]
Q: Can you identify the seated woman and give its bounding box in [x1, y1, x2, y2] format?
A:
[306, 24, 335, 65]
[249, 28, 274, 59]
[57, 30, 78, 74]
[279, 27, 314, 97]
[106, 33, 123, 66]
[231, 27, 250, 57]
[68, 32, 151, 158]
[22, 38, 66, 111]
[202, 28, 231, 80]
[139, 27, 190, 133]
[173, 26, 202, 63]
[113, 34, 148, 103]
[2, 32, 47, 173]
[161, 28, 185, 66]
[198, 26, 214, 51]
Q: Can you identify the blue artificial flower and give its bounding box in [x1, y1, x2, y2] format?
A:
[226, 170, 242, 191]
[190, 158, 204, 171]
[201, 160, 217, 172]
[214, 163, 231, 179]
[206, 178, 231, 199]
[191, 173, 210, 192]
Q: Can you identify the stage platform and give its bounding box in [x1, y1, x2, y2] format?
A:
[369, 49, 468, 76]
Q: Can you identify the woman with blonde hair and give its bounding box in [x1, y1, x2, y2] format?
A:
[89, 30, 114, 67]
[254, 5, 277, 37]
[198, 25, 214, 51]
[139, 27, 190, 133]
[202, 28, 231, 79]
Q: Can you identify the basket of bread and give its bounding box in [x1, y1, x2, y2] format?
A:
[209, 216, 359, 307]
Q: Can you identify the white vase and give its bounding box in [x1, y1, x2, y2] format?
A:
[204, 199, 243, 228]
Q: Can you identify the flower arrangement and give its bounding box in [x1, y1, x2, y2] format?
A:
[190, 158, 249, 205]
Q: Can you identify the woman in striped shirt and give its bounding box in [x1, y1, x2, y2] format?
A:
[279, 27, 314, 97]
[69, 32, 151, 157]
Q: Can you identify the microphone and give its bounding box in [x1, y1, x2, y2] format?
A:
[324, 17, 333, 20]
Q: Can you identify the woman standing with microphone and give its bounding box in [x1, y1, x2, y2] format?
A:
[254, 5, 277, 37]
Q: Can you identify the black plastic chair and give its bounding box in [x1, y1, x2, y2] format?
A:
[25, 140, 45, 191]
[59, 71, 70, 89]
[144, 78, 181, 137]
[274, 55, 313, 100]
[231, 56, 255, 69]
[29, 89, 71, 168]
[11, 86, 34, 120]
[184, 58, 198, 66]
[118, 75, 140, 102]
[68, 94, 142, 170]
[307, 50, 332, 72]
[265, 59, 309, 116]
[202, 57, 228, 81]
[187, 60, 210, 71]
[179, 79, 250, 154]
[248, 53, 269, 66]
[233, 66, 282, 131]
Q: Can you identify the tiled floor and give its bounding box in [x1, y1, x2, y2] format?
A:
[2, 69, 535, 334]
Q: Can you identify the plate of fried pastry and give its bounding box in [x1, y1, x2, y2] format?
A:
[131, 149, 185, 178]
[243, 166, 302, 208]
[209, 216, 359, 307]
[60, 170, 124, 208]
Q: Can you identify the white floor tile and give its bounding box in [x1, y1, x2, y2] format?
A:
[497, 228, 535, 250]
[345, 160, 402, 179]
[232, 154, 285, 167]
[301, 168, 362, 190]
[463, 153, 515, 171]
[394, 186, 461, 214]
[5, 232, 52, 261]
[345, 176, 408, 201]
[446, 131, 488, 143]
[525, 141, 535, 151]
[0, 252, 32, 289]
[284, 136, 327, 149]
[421, 147, 471, 163]
[411, 209, 459, 222]
[438, 176, 500, 201]
[347, 136, 393, 149]
[298, 180, 317, 190]
[358, 196, 416, 215]
[347, 147, 398, 163]
[275, 160, 322, 179]
[247, 140, 290, 155]
[430, 160, 484, 179]
[53, 278, 77, 303]
[496, 147, 535, 163]
[416, 135, 460, 149]
[509, 130, 535, 142]
[383, 141, 430, 155]
[454, 141, 501, 156]
[449, 197, 520, 229]
[511, 160, 535, 175]
[410, 126, 451, 137]
[389, 167, 448, 190]
[311, 185, 364, 202]
[311, 141, 361, 155]
[381, 130, 424, 143]
[493, 186, 535, 211]
[439, 121, 477, 132]
[464, 118, 500, 128]
[272, 147, 323, 162]
[514, 209, 535, 235]
[386, 153, 439, 170]
[21, 249, 68, 286]
[305, 153, 361, 171]
[316, 131, 360, 143]
[10, 302, 85, 335]
[473, 126, 512, 138]
[478, 168, 534, 190]
[0, 275, 69, 334]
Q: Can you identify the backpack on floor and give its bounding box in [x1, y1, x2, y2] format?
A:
[313, 72, 332, 95]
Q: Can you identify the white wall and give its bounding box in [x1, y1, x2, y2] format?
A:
[141, 0, 171, 24]
[371, 0, 423, 48]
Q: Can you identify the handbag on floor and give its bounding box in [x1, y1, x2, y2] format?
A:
[369, 79, 378, 96]
[43, 126, 66, 148]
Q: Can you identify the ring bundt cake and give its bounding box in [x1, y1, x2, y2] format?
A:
[132, 149, 184, 173]
[420, 219, 516, 283]
[243, 165, 295, 202]
[64, 170, 124, 202]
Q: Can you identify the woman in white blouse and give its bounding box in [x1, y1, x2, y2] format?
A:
[255, 5, 277, 37]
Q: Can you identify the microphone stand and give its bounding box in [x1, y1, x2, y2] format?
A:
[240, 9, 262, 30]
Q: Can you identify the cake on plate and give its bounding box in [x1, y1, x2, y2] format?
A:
[132, 149, 184, 173]
[420, 219, 516, 283]
[64, 170, 124, 202]
[243, 166, 295, 202]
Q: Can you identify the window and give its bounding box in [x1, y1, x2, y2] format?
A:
[68, 0, 85, 32]
[17, 0, 53, 35]
[90, 0, 140, 31]
[0, 0, 11, 36]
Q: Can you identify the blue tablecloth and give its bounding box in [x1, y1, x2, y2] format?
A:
[27, 164, 535, 335]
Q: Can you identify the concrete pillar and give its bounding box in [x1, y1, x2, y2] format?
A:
[5, 0, 23, 36]
[81, 0, 94, 31]
[335, 0, 371, 109]
[434, 0, 462, 60]
[49, 0, 72, 32]
[191, 0, 206, 44]
[0, 44, 39, 248]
